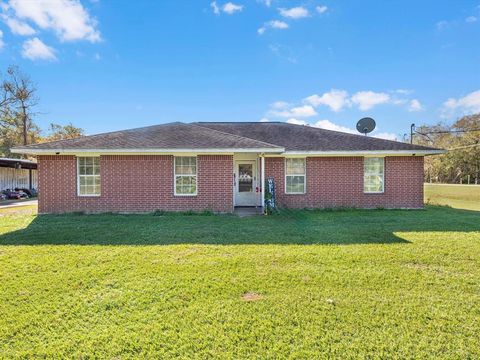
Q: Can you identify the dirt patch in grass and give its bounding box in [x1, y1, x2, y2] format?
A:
[241, 292, 264, 302]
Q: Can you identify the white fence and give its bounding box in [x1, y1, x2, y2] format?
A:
[0, 167, 38, 190]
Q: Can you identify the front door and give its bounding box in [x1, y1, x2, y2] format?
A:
[234, 161, 257, 206]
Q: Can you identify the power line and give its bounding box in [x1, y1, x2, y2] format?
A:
[447, 143, 480, 150]
[409, 123, 480, 145]
[417, 128, 480, 135]
[413, 129, 480, 142]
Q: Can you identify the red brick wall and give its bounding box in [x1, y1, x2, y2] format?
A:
[37, 155, 233, 213]
[38, 154, 424, 213]
[265, 156, 424, 209]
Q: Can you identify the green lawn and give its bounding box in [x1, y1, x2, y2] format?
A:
[425, 183, 480, 211]
[0, 207, 479, 358]
[0, 204, 37, 215]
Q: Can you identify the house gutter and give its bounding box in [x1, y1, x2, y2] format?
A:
[10, 147, 286, 156]
[270, 149, 447, 157]
[11, 148, 446, 157]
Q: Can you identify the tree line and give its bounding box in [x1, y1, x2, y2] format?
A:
[0, 66, 84, 158]
[414, 114, 480, 184]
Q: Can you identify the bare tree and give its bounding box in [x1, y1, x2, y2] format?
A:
[0, 66, 84, 157]
[1, 66, 39, 146]
[0, 76, 15, 125]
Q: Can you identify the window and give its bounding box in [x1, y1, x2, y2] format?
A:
[364, 157, 384, 193]
[285, 158, 306, 194]
[238, 163, 253, 193]
[175, 156, 197, 195]
[77, 157, 100, 196]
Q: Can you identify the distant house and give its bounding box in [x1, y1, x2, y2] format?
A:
[0, 158, 38, 191]
[12, 122, 444, 214]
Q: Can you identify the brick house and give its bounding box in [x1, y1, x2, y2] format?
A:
[11, 122, 444, 214]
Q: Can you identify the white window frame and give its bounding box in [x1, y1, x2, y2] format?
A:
[285, 157, 306, 194]
[364, 157, 385, 194]
[77, 156, 101, 197]
[174, 156, 198, 196]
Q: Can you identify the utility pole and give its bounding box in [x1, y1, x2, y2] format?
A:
[22, 104, 27, 146]
[410, 123, 415, 144]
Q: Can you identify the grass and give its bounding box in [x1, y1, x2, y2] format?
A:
[0, 206, 479, 358]
[0, 204, 37, 216]
[425, 183, 480, 211]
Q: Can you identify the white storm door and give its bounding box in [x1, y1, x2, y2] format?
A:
[234, 161, 257, 206]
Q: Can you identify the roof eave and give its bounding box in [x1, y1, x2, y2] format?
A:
[10, 147, 286, 155]
[11, 147, 446, 157]
[275, 149, 447, 156]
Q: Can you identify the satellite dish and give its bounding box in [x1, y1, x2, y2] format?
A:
[356, 117, 376, 135]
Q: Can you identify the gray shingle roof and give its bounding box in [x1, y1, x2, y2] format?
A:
[12, 121, 441, 153]
[14, 122, 282, 151]
[195, 122, 439, 152]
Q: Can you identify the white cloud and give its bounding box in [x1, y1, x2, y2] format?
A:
[211, 1, 243, 15]
[313, 119, 356, 133]
[373, 132, 397, 141]
[408, 99, 423, 112]
[269, 89, 422, 132]
[351, 91, 390, 111]
[259, 117, 269, 122]
[223, 2, 243, 14]
[286, 118, 357, 133]
[286, 118, 307, 125]
[285, 118, 398, 140]
[211, 1, 220, 14]
[21, 37, 57, 61]
[269, 20, 288, 29]
[304, 88, 419, 112]
[304, 89, 350, 112]
[258, 20, 289, 34]
[314, 120, 397, 140]
[1, 15, 36, 35]
[94, 52, 101, 60]
[466, 16, 477, 23]
[270, 104, 317, 118]
[442, 90, 480, 115]
[316, 6, 328, 14]
[288, 105, 317, 117]
[0, 30, 4, 49]
[6, 0, 100, 42]
[279, 6, 309, 19]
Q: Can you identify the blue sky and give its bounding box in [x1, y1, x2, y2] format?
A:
[0, 0, 479, 140]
